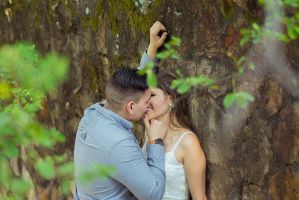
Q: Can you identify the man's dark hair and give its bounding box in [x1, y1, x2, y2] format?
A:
[105, 67, 148, 111]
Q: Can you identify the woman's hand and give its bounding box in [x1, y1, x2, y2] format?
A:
[147, 21, 168, 59]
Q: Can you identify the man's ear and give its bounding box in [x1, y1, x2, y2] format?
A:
[126, 101, 135, 115]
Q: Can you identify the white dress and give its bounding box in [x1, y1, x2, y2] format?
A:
[143, 132, 190, 200]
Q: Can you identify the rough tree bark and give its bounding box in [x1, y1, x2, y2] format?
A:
[0, 0, 298, 199]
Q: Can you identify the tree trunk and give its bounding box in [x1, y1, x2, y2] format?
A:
[1, 0, 298, 199]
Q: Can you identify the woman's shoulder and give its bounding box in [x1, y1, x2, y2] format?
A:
[181, 131, 200, 145]
[179, 130, 204, 154]
[178, 131, 206, 166]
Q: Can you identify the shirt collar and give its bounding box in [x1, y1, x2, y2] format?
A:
[94, 103, 133, 131]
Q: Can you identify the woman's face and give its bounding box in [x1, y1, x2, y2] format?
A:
[147, 88, 172, 120]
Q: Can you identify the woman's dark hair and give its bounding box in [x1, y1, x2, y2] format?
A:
[157, 72, 196, 133]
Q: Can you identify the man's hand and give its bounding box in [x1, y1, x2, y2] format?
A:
[143, 114, 167, 141]
[147, 21, 168, 59]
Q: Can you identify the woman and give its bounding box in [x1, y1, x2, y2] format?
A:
[141, 21, 207, 200]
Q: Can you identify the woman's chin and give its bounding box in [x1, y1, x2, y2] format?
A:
[146, 112, 155, 120]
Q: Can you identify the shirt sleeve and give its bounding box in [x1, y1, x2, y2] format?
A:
[109, 137, 165, 200]
[137, 51, 159, 72]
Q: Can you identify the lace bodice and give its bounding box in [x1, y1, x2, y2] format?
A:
[142, 132, 190, 200]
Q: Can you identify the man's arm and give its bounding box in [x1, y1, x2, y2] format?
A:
[109, 137, 165, 200]
[109, 115, 167, 200]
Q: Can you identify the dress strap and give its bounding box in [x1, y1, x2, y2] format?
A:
[170, 132, 190, 152]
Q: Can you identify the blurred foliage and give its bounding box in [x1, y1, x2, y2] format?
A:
[78, 164, 116, 185]
[226, 0, 299, 108]
[156, 36, 181, 60]
[140, 0, 298, 110]
[139, 36, 253, 109]
[223, 92, 255, 109]
[241, 0, 299, 46]
[138, 60, 157, 87]
[0, 42, 73, 199]
[139, 36, 219, 94]
[171, 75, 218, 94]
[138, 36, 181, 88]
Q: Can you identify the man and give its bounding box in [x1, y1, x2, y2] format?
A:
[74, 21, 168, 200]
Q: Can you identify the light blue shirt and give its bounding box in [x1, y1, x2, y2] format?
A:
[74, 52, 165, 200]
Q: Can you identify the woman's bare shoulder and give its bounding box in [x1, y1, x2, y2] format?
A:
[180, 131, 204, 154]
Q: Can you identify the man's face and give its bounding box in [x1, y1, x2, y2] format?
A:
[131, 89, 152, 121]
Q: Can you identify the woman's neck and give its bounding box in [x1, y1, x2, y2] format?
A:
[157, 115, 185, 139]
[154, 112, 188, 139]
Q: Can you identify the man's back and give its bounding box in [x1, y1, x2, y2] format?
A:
[74, 103, 165, 200]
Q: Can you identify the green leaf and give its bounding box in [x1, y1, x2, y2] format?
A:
[57, 162, 74, 176]
[171, 75, 215, 93]
[249, 62, 255, 70]
[240, 29, 251, 35]
[237, 92, 255, 105]
[175, 68, 183, 77]
[170, 52, 180, 60]
[287, 27, 298, 40]
[24, 103, 41, 113]
[177, 82, 191, 94]
[223, 92, 255, 109]
[240, 36, 251, 47]
[169, 36, 181, 46]
[164, 43, 170, 49]
[3, 141, 19, 158]
[252, 36, 261, 44]
[53, 154, 68, 163]
[252, 23, 260, 31]
[258, 0, 265, 6]
[275, 32, 290, 42]
[2, 195, 16, 200]
[79, 164, 115, 184]
[237, 56, 245, 66]
[29, 124, 55, 147]
[294, 26, 299, 34]
[50, 128, 65, 142]
[93, 164, 116, 178]
[192, 76, 214, 86]
[0, 82, 11, 99]
[10, 179, 31, 194]
[37, 53, 69, 92]
[147, 72, 157, 87]
[35, 157, 56, 179]
[223, 93, 235, 108]
[156, 36, 181, 60]
[284, 0, 299, 7]
[27, 149, 39, 159]
[61, 180, 70, 195]
[0, 159, 12, 188]
[170, 79, 183, 89]
[138, 61, 154, 75]
[156, 50, 171, 59]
